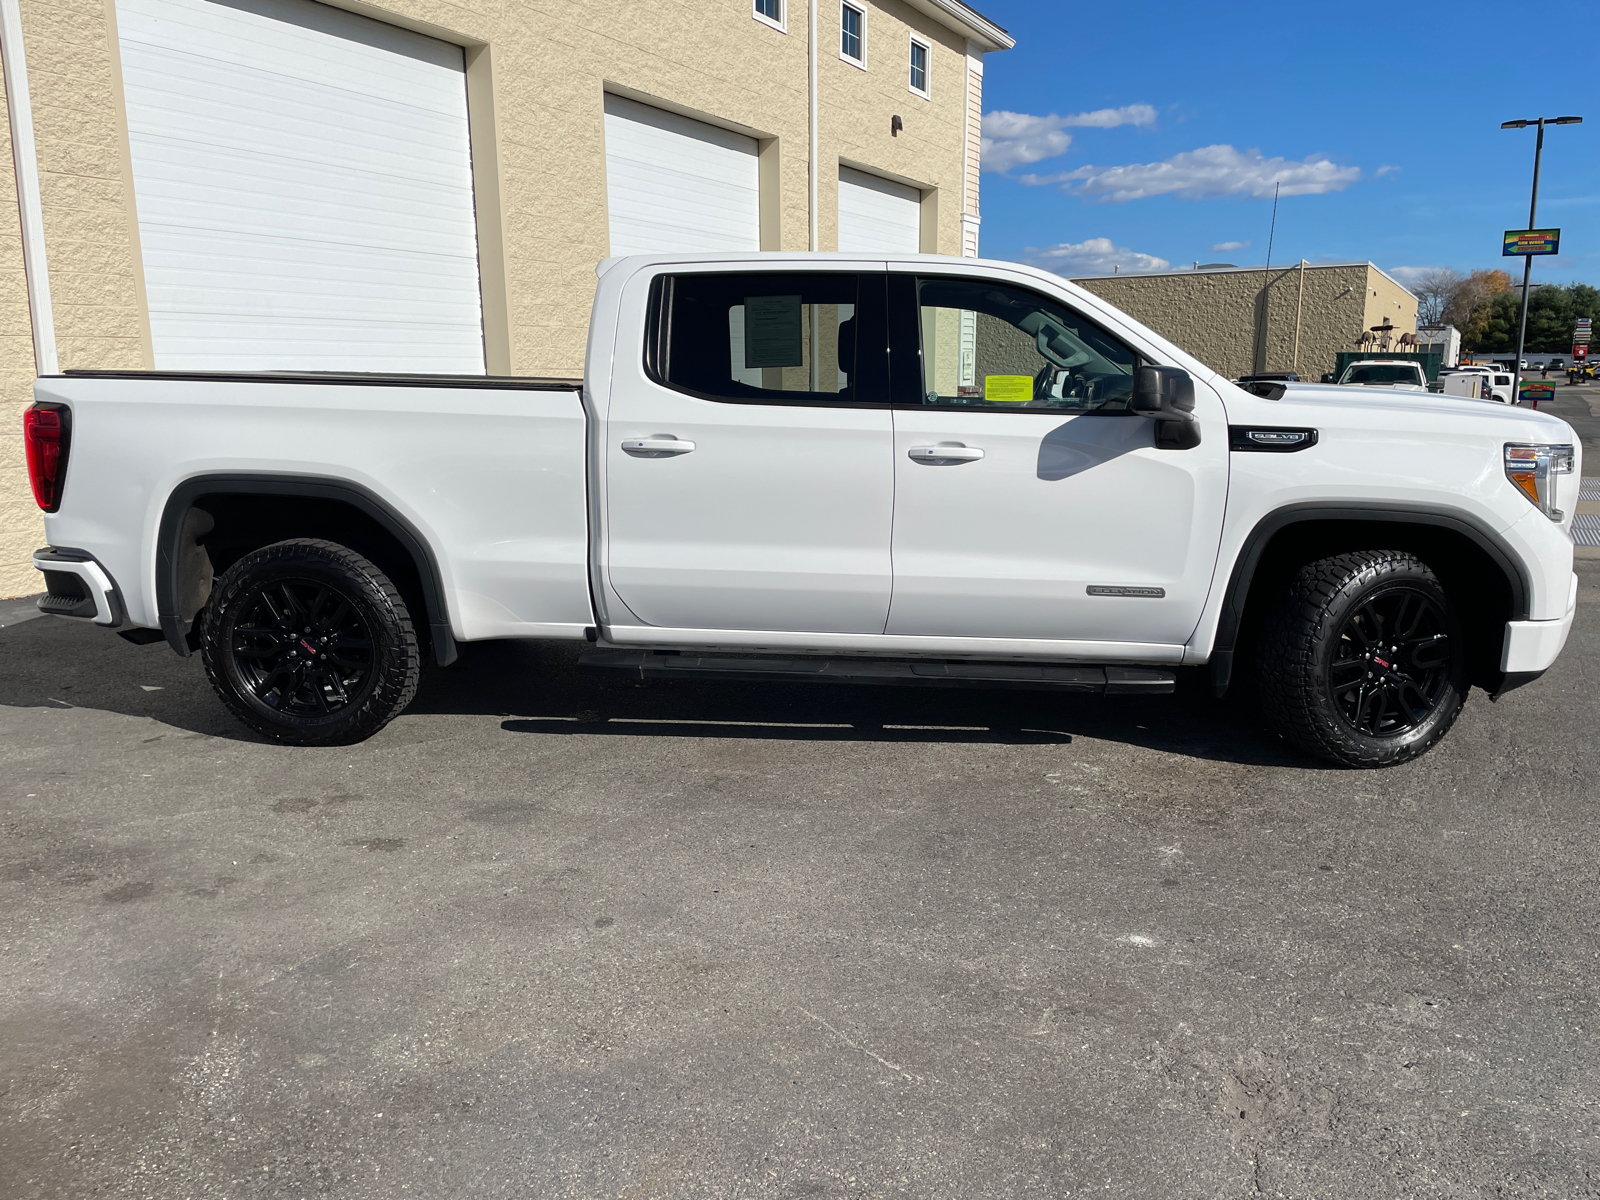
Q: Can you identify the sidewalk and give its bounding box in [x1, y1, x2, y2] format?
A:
[1539, 386, 1600, 552]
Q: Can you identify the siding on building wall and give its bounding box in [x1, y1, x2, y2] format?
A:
[819, 0, 969, 255]
[1073, 264, 1417, 382]
[0, 0, 1002, 594]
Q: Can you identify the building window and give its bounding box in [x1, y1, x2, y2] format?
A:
[908, 36, 929, 97]
[753, 0, 784, 32]
[840, 2, 865, 67]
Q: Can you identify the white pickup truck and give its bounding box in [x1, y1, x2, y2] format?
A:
[1334, 360, 1429, 391]
[23, 253, 1582, 767]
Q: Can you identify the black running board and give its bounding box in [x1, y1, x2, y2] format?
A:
[579, 650, 1175, 695]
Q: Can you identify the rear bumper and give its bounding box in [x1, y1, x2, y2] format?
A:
[32, 547, 125, 627]
[1500, 570, 1578, 675]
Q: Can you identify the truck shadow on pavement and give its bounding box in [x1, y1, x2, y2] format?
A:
[0, 615, 1320, 768]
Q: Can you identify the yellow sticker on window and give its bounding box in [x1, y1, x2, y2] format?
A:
[983, 375, 1033, 403]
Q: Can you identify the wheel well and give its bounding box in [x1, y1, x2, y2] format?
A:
[1230, 519, 1515, 694]
[158, 480, 456, 666]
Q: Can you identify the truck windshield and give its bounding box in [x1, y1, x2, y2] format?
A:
[1345, 365, 1419, 384]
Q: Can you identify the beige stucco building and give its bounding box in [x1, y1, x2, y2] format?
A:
[1073, 262, 1418, 383]
[0, 0, 1011, 595]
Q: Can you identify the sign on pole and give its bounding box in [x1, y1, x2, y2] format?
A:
[1502, 229, 1561, 256]
[1575, 345, 1589, 360]
[1519, 381, 1556, 405]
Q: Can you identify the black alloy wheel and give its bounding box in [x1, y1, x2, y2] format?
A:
[1256, 550, 1469, 768]
[1328, 586, 1453, 737]
[230, 578, 376, 717]
[200, 539, 421, 745]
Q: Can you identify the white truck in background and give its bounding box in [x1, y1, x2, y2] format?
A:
[1441, 366, 1516, 404]
[22, 253, 1582, 767]
[1335, 361, 1429, 391]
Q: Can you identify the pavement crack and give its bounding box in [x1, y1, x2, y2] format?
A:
[797, 1006, 923, 1083]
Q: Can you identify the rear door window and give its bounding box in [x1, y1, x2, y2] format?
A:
[648, 272, 886, 405]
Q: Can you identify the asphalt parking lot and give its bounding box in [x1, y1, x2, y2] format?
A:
[3, 553, 1600, 1200]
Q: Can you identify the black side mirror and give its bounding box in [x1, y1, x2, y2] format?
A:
[1320, 372, 1336, 383]
[1133, 365, 1200, 449]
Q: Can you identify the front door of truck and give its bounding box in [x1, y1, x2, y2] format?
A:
[883, 269, 1229, 648]
[603, 268, 895, 635]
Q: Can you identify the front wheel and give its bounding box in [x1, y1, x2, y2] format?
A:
[199, 538, 421, 745]
[1255, 550, 1468, 768]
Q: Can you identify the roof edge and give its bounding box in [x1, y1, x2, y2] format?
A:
[901, 0, 1014, 50]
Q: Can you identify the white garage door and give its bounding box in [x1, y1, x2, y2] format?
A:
[603, 94, 760, 257]
[838, 166, 921, 254]
[116, 0, 485, 372]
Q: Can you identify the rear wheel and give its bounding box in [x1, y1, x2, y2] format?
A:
[1256, 550, 1468, 767]
[199, 538, 420, 745]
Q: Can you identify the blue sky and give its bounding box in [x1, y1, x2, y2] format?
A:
[973, 0, 1598, 289]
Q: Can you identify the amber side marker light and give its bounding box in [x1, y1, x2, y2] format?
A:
[1504, 442, 1574, 521]
[23, 402, 71, 512]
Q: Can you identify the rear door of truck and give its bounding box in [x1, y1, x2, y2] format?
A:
[601, 264, 896, 635]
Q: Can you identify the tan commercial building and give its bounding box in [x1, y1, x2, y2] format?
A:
[1072, 262, 1418, 383]
[0, 0, 1011, 595]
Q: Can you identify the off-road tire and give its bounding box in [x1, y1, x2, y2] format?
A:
[199, 538, 420, 745]
[1256, 550, 1468, 768]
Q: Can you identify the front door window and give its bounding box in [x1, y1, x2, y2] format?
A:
[915, 276, 1140, 412]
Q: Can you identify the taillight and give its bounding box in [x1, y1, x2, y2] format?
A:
[23, 402, 70, 512]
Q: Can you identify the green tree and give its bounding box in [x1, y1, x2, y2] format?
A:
[1463, 291, 1520, 352]
[1524, 286, 1573, 352]
[1461, 283, 1600, 353]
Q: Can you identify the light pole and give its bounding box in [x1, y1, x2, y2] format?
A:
[1502, 115, 1582, 402]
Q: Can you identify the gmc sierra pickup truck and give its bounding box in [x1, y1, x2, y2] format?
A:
[23, 253, 1582, 767]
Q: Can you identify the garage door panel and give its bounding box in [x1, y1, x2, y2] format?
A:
[129, 156, 480, 247]
[119, 0, 464, 94]
[117, 0, 484, 372]
[122, 53, 475, 180]
[137, 240, 481, 320]
[604, 93, 760, 257]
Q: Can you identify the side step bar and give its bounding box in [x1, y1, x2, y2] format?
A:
[579, 650, 1175, 695]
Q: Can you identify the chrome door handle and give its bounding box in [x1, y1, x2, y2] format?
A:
[908, 444, 984, 463]
[621, 437, 696, 455]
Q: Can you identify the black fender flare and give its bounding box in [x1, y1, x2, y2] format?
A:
[1207, 502, 1531, 696]
[155, 473, 458, 666]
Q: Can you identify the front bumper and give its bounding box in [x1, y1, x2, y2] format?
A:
[33, 547, 125, 627]
[1500, 570, 1578, 675]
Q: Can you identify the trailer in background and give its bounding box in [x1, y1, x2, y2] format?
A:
[1416, 324, 1461, 368]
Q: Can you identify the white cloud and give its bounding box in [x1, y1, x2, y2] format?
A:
[1210, 240, 1250, 252]
[1376, 164, 1401, 177]
[1384, 266, 1441, 287]
[981, 104, 1157, 173]
[1035, 144, 1361, 202]
[1024, 237, 1172, 277]
[1059, 104, 1160, 129]
[1016, 170, 1077, 186]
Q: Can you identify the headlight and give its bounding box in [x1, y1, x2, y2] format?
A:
[1504, 442, 1574, 520]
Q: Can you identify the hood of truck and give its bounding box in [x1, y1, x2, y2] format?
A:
[1248, 381, 1574, 436]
